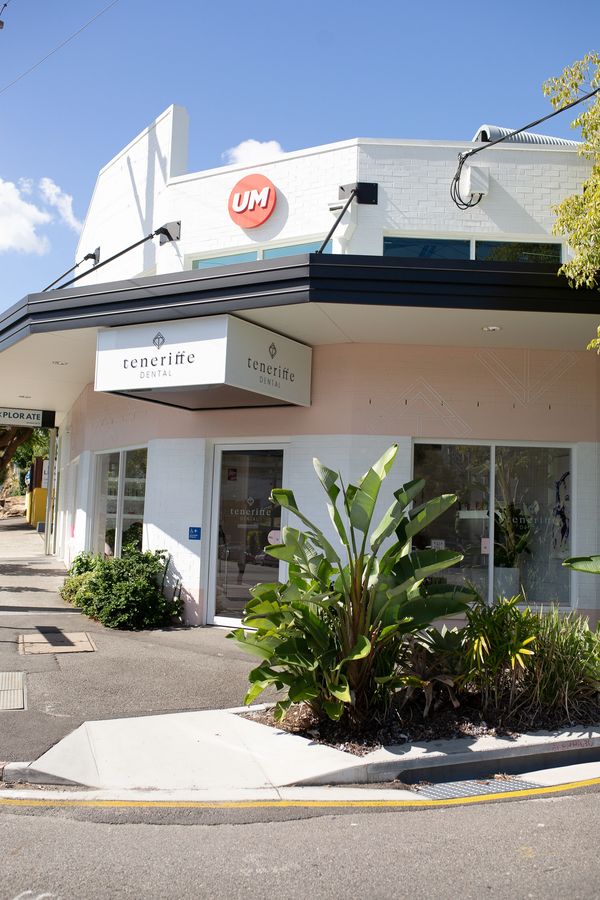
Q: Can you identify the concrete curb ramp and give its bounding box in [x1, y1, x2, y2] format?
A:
[3, 708, 600, 791]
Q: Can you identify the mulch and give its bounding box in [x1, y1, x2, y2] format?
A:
[246, 698, 596, 757]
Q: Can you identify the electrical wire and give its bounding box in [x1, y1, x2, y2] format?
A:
[0, 0, 121, 97]
[450, 85, 600, 210]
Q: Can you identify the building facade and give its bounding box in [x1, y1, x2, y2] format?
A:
[1, 105, 599, 625]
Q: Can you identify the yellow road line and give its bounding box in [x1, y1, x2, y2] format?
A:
[0, 776, 599, 810]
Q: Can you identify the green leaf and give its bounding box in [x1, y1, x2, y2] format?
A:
[273, 699, 293, 722]
[244, 681, 270, 705]
[370, 444, 398, 480]
[329, 675, 351, 703]
[396, 590, 470, 631]
[349, 466, 383, 533]
[323, 699, 345, 721]
[563, 555, 600, 574]
[388, 549, 464, 598]
[271, 488, 341, 565]
[288, 678, 321, 703]
[313, 458, 350, 547]
[396, 494, 457, 544]
[339, 634, 371, 666]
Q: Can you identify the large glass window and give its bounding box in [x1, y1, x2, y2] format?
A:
[413, 445, 490, 599]
[414, 443, 571, 605]
[384, 237, 470, 260]
[494, 446, 570, 604]
[93, 448, 147, 557]
[475, 241, 561, 264]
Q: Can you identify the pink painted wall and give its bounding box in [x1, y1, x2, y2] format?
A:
[68, 343, 599, 458]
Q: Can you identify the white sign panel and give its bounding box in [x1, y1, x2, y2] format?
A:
[224, 316, 311, 406]
[0, 407, 43, 427]
[95, 315, 311, 406]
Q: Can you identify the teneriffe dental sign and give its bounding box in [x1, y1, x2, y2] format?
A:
[94, 315, 311, 407]
[228, 174, 277, 228]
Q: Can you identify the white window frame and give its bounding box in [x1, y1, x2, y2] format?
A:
[92, 445, 148, 558]
[412, 437, 575, 606]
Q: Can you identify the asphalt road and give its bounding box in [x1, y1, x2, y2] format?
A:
[0, 518, 259, 761]
[1, 786, 599, 899]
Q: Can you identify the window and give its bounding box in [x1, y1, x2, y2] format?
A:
[263, 240, 331, 258]
[192, 251, 258, 269]
[475, 241, 561, 264]
[413, 443, 571, 605]
[384, 236, 562, 264]
[383, 237, 470, 260]
[191, 241, 331, 269]
[93, 448, 148, 557]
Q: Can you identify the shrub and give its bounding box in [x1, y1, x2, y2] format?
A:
[229, 444, 474, 725]
[398, 626, 472, 718]
[464, 594, 536, 715]
[517, 608, 600, 724]
[61, 549, 181, 629]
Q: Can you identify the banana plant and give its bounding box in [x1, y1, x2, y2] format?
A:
[229, 444, 475, 724]
[563, 555, 600, 574]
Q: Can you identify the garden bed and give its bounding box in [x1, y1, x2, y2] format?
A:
[246, 700, 599, 757]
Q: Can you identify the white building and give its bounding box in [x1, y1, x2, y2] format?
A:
[1, 105, 598, 625]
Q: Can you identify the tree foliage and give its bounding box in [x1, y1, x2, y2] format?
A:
[543, 52, 600, 296]
[0, 427, 49, 488]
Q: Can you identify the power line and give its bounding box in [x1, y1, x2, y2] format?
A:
[450, 85, 600, 209]
[0, 0, 121, 96]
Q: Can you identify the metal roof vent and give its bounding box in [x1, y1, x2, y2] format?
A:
[472, 124, 580, 147]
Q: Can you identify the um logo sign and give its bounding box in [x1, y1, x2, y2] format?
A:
[228, 174, 277, 229]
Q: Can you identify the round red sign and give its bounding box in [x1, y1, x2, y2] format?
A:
[228, 174, 277, 229]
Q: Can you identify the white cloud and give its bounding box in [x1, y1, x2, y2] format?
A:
[0, 178, 51, 255]
[18, 177, 33, 195]
[39, 177, 82, 233]
[222, 138, 286, 166]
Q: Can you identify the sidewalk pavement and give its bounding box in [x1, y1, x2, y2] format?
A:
[1, 516, 599, 801]
[3, 705, 600, 799]
[0, 517, 257, 762]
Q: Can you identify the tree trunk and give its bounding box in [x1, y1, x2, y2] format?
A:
[0, 427, 33, 485]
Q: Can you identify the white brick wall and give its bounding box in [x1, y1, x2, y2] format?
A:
[143, 438, 206, 625]
[74, 106, 590, 284]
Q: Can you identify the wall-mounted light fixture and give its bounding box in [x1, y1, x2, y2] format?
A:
[317, 183, 378, 254]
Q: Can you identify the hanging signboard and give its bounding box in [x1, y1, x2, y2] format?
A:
[94, 315, 312, 407]
[0, 407, 55, 428]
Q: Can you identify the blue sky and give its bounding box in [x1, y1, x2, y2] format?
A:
[0, 0, 597, 311]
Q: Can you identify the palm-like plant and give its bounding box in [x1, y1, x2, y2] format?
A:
[230, 444, 475, 725]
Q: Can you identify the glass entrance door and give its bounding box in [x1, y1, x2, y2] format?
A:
[212, 448, 284, 622]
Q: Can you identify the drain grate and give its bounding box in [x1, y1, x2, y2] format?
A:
[18, 631, 96, 655]
[0, 671, 25, 710]
[413, 776, 542, 800]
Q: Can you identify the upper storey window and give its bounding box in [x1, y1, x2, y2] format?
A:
[191, 241, 331, 270]
[384, 237, 562, 264]
[383, 237, 470, 260]
[474, 241, 561, 264]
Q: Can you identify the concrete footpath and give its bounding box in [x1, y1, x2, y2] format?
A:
[1, 516, 600, 802]
[0, 517, 257, 762]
